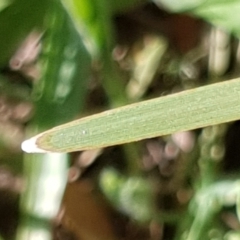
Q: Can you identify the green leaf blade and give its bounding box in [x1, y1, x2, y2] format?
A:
[30, 77, 240, 153]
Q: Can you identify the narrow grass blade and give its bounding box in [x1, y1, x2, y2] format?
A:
[23, 78, 240, 153]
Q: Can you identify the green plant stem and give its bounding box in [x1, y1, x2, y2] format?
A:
[17, 153, 68, 240]
[185, 201, 215, 240]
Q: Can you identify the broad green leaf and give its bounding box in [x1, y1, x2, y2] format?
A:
[24, 77, 240, 153]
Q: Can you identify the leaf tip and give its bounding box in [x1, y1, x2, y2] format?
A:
[21, 134, 49, 153]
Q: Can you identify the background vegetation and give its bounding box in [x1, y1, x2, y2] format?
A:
[1, 0, 240, 239]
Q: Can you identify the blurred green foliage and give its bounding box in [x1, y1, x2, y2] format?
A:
[0, 0, 48, 67]
[1, 0, 240, 239]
